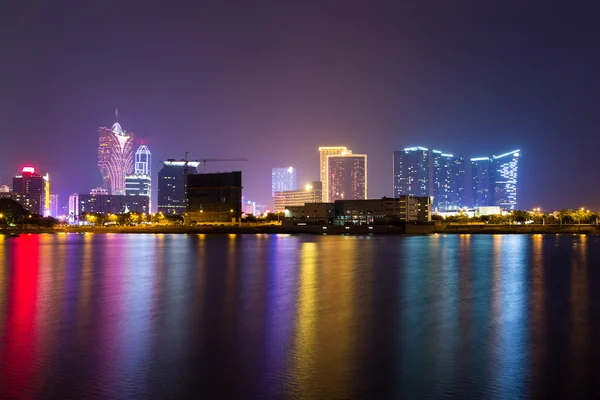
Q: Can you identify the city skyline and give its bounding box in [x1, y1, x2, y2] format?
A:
[1, 2, 599, 211]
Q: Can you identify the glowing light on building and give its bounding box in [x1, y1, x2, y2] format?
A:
[271, 167, 297, 197]
[98, 109, 134, 195]
[21, 166, 35, 174]
[319, 146, 350, 202]
[327, 153, 367, 202]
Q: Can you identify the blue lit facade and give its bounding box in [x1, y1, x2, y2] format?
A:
[432, 151, 465, 211]
[493, 150, 520, 210]
[393, 147, 430, 197]
[271, 167, 297, 197]
[471, 157, 494, 207]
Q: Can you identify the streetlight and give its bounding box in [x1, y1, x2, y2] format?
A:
[0, 213, 4, 219]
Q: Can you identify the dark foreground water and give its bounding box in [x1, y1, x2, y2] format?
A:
[1, 233, 600, 399]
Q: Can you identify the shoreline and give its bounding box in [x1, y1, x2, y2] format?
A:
[1, 223, 599, 236]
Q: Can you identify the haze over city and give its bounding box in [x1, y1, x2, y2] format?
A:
[1, 1, 599, 211]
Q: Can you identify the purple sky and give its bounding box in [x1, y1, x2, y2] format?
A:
[1, 1, 599, 211]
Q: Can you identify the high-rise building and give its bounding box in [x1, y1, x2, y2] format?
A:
[319, 146, 350, 202]
[471, 150, 520, 210]
[98, 110, 134, 195]
[274, 181, 322, 212]
[186, 172, 242, 223]
[271, 167, 297, 197]
[492, 150, 520, 210]
[327, 153, 367, 202]
[50, 194, 59, 217]
[126, 145, 152, 210]
[12, 166, 50, 216]
[0, 185, 9, 193]
[157, 160, 200, 215]
[471, 157, 494, 208]
[432, 151, 465, 211]
[393, 147, 431, 198]
[134, 145, 151, 175]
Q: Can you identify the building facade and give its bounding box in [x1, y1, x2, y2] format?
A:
[319, 146, 350, 202]
[471, 157, 494, 208]
[157, 160, 200, 215]
[271, 167, 297, 197]
[393, 147, 431, 198]
[471, 150, 520, 210]
[273, 181, 322, 212]
[0, 193, 43, 215]
[327, 154, 367, 202]
[186, 171, 242, 223]
[432, 151, 465, 211]
[12, 166, 50, 216]
[98, 110, 134, 195]
[69, 193, 149, 220]
[492, 150, 520, 210]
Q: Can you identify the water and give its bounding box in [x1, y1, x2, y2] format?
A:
[0, 233, 599, 399]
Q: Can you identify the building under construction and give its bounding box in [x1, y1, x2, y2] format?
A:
[186, 171, 242, 224]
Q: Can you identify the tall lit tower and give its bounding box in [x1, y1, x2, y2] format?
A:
[319, 146, 350, 202]
[126, 144, 152, 211]
[393, 147, 430, 197]
[271, 166, 297, 197]
[492, 150, 520, 210]
[327, 153, 367, 202]
[98, 109, 134, 195]
[135, 145, 151, 175]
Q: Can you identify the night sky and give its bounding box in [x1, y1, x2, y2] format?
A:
[1, 1, 599, 211]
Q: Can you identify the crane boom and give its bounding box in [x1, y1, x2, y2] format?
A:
[187, 157, 249, 173]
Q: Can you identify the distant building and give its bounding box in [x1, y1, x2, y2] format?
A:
[283, 196, 432, 225]
[492, 150, 520, 210]
[242, 199, 256, 215]
[98, 110, 134, 195]
[125, 174, 151, 212]
[393, 147, 431, 198]
[157, 160, 200, 215]
[432, 151, 465, 211]
[254, 204, 267, 215]
[471, 157, 494, 208]
[50, 194, 59, 217]
[471, 150, 520, 210]
[271, 167, 297, 197]
[327, 153, 367, 202]
[0, 192, 43, 215]
[319, 146, 350, 202]
[186, 171, 242, 223]
[12, 166, 50, 216]
[0, 185, 9, 193]
[69, 193, 149, 221]
[274, 181, 322, 212]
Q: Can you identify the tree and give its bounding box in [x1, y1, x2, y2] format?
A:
[511, 210, 531, 224]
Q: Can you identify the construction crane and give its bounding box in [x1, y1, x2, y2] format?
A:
[184, 152, 248, 173]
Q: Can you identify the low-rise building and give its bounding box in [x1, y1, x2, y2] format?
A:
[283, 196, 432, 226]
[274, 181, 322, 212]
[69, 193, 149, 221]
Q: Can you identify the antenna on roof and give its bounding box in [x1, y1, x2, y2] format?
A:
[115, 109, 119, 123]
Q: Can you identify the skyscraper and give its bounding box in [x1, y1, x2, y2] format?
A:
[492, 150, 520, 210]
[98, 110, 134, 195]
[471, 157, 494, 207]
[393, 147, 430, 197]
[471, 150, 520, 210]
[126, 144, 152, 210]
[12, 166, 50, 216]
[271, 167, 297, 197]
[157, 160, 200, 215]
[327, 153, 367, 202]
[432, 151, 465, 211]
[319, 146, 350, 202]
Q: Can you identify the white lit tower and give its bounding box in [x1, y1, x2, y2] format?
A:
[125, 144, 152, 212]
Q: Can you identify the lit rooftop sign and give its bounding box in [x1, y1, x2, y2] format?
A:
[21, 166, 35, 174]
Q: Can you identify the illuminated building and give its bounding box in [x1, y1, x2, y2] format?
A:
[134, 145, 151, 175]
[157, 160, 200, 215]
[242, 199, 256, 215]
[327, 153, 367, 202]
[11, 166, 50, 216]
[432, 151, 465, 211]
[186, 171, 242, 223]
[50, 194, 59, 217]
[271, 167, 297, 197]
[284, 196, 431, 225]
[0, 193, 43, 215]
[471, 157, 494, 207]
[0, 185, 9, 193]
[319, 146, 350, 202]
[492, 150, 520, 210]
[274, 181, 322, 212]
[393, 147, 430, 197]
[126, 174, 151, 199]
[69, 192, 149, 221]
[98, 110, 134, 195]
[471, 150, 520, 210]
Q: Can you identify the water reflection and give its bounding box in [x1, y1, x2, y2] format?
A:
[0, 234, 600, 398]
